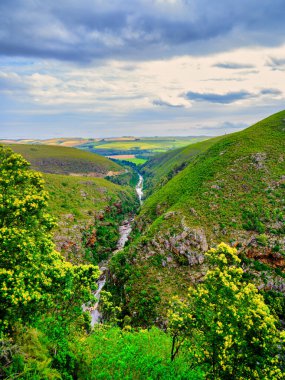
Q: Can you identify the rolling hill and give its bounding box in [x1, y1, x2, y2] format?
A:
[44, 173, 137, 263]
[2, 143, 138, 264]
[108, 110, 285, 326]
[5, 143, 122, 176]
[141, 135, 224, 196]
[1, 136, 210, 164]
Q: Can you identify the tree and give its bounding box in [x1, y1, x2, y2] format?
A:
[0, 146, 99, 332]
[168, 243, 284, 380]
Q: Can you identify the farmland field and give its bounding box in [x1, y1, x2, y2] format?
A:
[1, 136, 211, 164]
[79, 136, 210, 162]
[121, 157, 147, 165]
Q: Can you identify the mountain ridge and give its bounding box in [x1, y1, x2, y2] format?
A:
[107, 110, 285, 326]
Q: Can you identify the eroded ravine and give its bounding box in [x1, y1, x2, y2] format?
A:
[87, 173, 144, 325]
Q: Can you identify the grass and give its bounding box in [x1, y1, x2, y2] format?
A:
[108, 110, 285, 324]
[5, 143, 122, 175]
[4, 144, 137, 264]
[119, 157, 147, 165]
[78, 136, 210, 159]
[80, 327, 203, 380]
[140, 110, 285, 233]
[91, 139, 203, 151]
[42, 172, 137, 263]
[44, 173, 134, 221]
[141, 135, 225, 194]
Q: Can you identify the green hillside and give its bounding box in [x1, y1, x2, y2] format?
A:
[2, 115, 285, 379]
[6, 143, 122, 176]
[43, 173, 137, 263]
[108, 110, 285, 325]
[2, 144, 137, 264]
[78, 136, 210, 160]
[141, 135, 224, 195]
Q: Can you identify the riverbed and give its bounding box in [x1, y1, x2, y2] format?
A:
[88, 172, 144, 325]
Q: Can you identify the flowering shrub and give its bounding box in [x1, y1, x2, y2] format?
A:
[168, 243, 284, 379]
[0, 146, 99, 331]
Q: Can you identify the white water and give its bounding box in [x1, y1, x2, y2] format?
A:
[89, 173, 143, 326]
[89, 276, 106, 325]
[136, 174, 144, 204]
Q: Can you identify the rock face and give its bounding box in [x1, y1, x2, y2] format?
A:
[140, 219, 208, 267]
[251, 152, 267, 170]
[53, 201, 132, 264]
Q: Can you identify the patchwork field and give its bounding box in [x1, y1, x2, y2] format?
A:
[80, 136, 210, 158]
[1, 136, 210, 165]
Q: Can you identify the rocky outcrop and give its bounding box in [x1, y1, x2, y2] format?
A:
[246, 247, 285, 268]
[139, 216, 208, 267]
[251, 152, 267, 170]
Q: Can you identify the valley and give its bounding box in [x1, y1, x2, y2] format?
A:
[1, 143, 139, 264]
[87, 173, 144, 325]
[1, 111, 285, 379]
[105, 111, 285, 326]
[1, 136, 210, 165]
[2, 3, 285, 378]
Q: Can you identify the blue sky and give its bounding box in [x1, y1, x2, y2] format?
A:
[0, 0, 285, 138]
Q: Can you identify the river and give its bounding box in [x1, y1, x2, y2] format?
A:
[87, 172, 143, 326]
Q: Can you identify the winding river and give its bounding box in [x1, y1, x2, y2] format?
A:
[87, 172, 144, 326]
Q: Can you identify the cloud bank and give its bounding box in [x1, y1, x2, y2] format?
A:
[1, 0, 285, 62]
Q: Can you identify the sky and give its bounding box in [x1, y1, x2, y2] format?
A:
[0, 0, 285, 139]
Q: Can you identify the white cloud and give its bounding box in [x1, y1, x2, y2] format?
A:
[0, 43, 285, 137]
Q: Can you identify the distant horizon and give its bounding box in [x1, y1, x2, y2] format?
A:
[0, 134, 216, 141]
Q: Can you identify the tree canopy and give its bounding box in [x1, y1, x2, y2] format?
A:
[0, 146, 99, 331]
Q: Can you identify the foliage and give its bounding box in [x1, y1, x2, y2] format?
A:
[44, 173, 136, 222]
[83, 199, 138, 264]
[168, 243, 284, 380]
[110, 111, 285, 320]
[78, 326, 205, 379]
[141, 135, 222, 195]
[106, 163, 139, 187]
[0, 146, 99, 332]
[1, 327, 62, 379]
[99, 290, 122, 325]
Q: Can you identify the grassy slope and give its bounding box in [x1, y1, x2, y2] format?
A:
[141, 111, 285, 230]
[3, 143, 137, 263]
[44, 173, 134, 221]
[109, 111, 285, 325]
[6, 143, 122, 175]
[44, 173, 136, 263]
[141, 135, 223, 194]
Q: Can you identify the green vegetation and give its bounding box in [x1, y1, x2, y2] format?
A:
[78, 136, 209, 162]
[119, 157, 147, 165]
[80, 136, 208, 152]
[106, 163, 139, 188]
[108, 110, 285, 325]
[1, 111, 285, 379]
[2, 136, 210, 165]
[79, 327, 204, 379]
[140, 110, 285, 234]
[44, 173, 134, 221]
[168, 243, 284, 379]
[141, 135, 224, 195]
[3, 144, 138, 264]
[45, 172, 137, 264]
[6, 143, 122, 175]
[0, 146, 99, 378]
